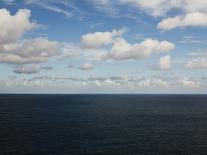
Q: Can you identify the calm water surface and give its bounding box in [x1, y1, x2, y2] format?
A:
[0, 94, 207, 154]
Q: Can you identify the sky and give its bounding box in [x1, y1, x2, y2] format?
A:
[0, 0, 207, 94]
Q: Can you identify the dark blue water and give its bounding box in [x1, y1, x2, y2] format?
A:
[0, 95, 207, 154]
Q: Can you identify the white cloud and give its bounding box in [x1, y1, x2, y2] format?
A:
[157, 12, 207, 31]
[102, 38, 175, 60]
[81, 28, 128, 49]
[157, 55, 171, 69]
[78, 63, 93, 70]
[0, 37, 58, 64]
[185, 58, 207, 69]
[0, 9, 59, 65]
[0, 8, 37, 44]
[181, 78, 200, 88]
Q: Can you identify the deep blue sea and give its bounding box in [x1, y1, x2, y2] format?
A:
[1, 95, 207, 154]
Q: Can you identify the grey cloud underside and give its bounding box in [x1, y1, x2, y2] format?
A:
[0, 38, 58, 65]
[13, 65, 53, 74]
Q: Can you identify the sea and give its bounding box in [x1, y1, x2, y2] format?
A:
[0, 94, 207, 154]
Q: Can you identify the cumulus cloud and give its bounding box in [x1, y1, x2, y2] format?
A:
[81, 28, 128, 48]
[0, 37, 58, 64]
[102, 38, 175, 60]
[156, 55, 171, 70]
[0, 8, 37, 44]
[181, 78, 200, 88]
[0, 9, 59, 65]
[78, 63, 93, 70]
[157, 12, 207, 31]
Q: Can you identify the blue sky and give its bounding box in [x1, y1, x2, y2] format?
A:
[0, 0, 207, 93]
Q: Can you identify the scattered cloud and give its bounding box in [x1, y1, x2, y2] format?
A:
[157, 12, 207, 31]
[52, 75, 170, 88]
[185, 51, 207, 69]
[13, 65, 40, 74]
[137, 77, 169, 88]
[78, 63, 93, 70]
[13, 65, 53, 74]
[23, 78, 44, 87]
[24, 0, 74, 17]
[89, 0, 119, 17]
[90, 0, 207, 17]
[0, 8, 59, 66]
[181, 78, 200, 88]
[185, 58, 207, 69]
[156, 55, 171, 70]
[89, 0, 168, 17]
[0, 37, 58, 65]
[0, 8, 37, 45]
[102, 38, 175, 60]
[81, 28, 128, 49]
[67, 64, 75, 68]
[8, 76, 17, 80]
[180, 36, 207, 45]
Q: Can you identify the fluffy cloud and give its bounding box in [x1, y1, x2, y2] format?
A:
[81, 28, 128, 48]
[102, 38, 175, 60]
[0, 37, 58, 64]
[185, 58, 207, 69]
[0, 9, 59, 65]
[0, 8, 37, 44]
[78, 63, 93, 70]
[157, 12, 207, 31]
[157, 55, 171, 69]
